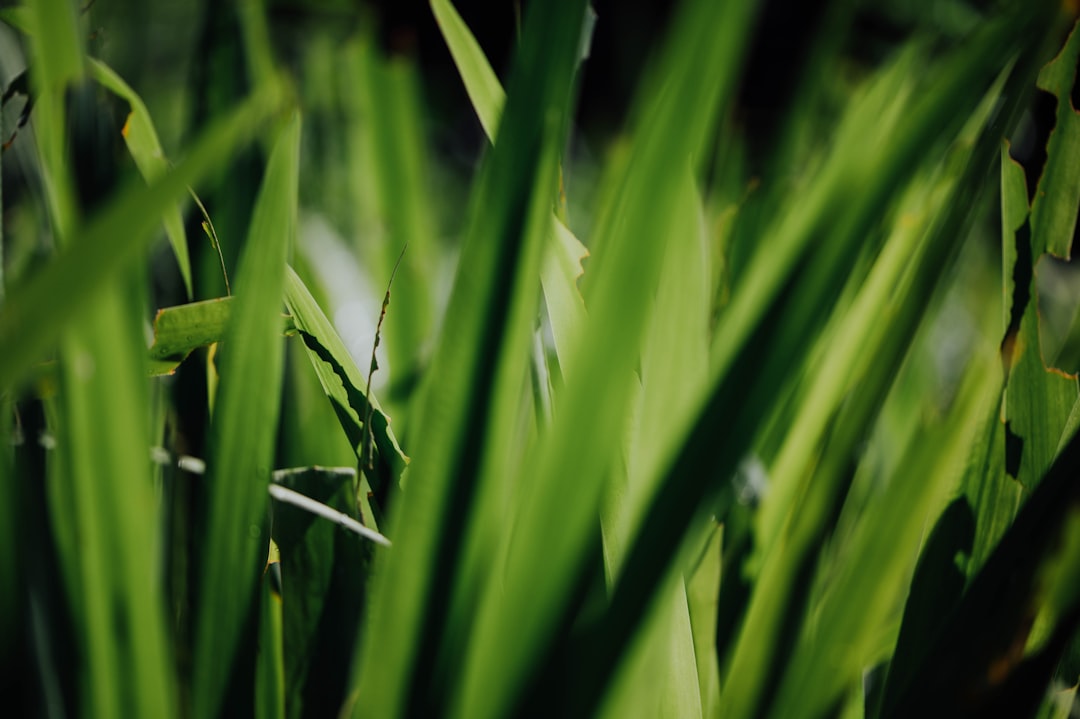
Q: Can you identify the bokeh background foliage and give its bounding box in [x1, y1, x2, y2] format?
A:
[2, 0, 1080, 717]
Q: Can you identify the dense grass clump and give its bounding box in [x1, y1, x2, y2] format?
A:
[2, 1, 1080, 717]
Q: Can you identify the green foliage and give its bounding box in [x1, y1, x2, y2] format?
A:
[3, 1, 1080, 718]
[191, 111, 299, 718]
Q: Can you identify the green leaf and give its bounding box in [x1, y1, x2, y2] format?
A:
[256, 568, 285, 719]
[1001, 150, 1078, 494]
[596, 164, 711, 719]
[0, 79, 286, 391]
[685, 523, 722, 717]
[1035, 683, 1078, 719]
[1032, 19, 1080, 260]
[601, 159, 709, 568]
[772, 355, 999, 719]
[962, 402, 1013, 576]
[238, 0, 278, 96]
[351, 2, 588, 716]
[599, 577, 704, 719]
[282, 266, 408, 503]
[148, 297, 233, 368]
[26, 0, 83, 237]
[874, 497, 975, 717]
[887, 423, 1080, 716]
[54, 270, 177, 719]
[432, 0, 589, 370]
[430, 0, 505, 141]
[542, 217, 589, 371]
[270, 467, 373, 719]
[0, 7, 30, 31]
[147, 297, 296, 374]
[88, 59, 193, 297]
[192, 111, 300, 719]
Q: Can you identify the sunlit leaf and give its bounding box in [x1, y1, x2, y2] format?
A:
[147, 297, 296, 375]
[193, 111, 299, 719]
[282, 266, 408, 503]
[432, 0, 589, 371]
[1031, 19, 1080, 260]
[89, 59, 193, 297]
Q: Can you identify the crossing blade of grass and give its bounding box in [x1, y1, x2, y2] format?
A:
[430, 0, 504, 142]
[455, 1, 754, 716]
[432, 0, 589, 371]
[595, 165, 710, 718]
[959, 140, 1075, 583]
[54, 273, 176, 718]
[88, 59, 193, 298]
[238, 0, 278, 96]
[349, 1, 587, 716]
[608, 165, 708, 565]
[25, 0, 82, 238]
[282, 265, 408, 506]
[599, 573, 703, 719]
[1039, 685, 1079, 719]
[438, 128, 567, 718]
[192, 111, 299, 719]
[874, 493, 976, 718]
[0, 79, 285, 391]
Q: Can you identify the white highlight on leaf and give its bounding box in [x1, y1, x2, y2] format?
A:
[268, 482, 391, 547]
[178, 455, 206, 475]
[733, 455, 769, 505]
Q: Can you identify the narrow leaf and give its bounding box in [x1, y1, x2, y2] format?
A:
[193, 111, 300, 719]
[432, 0, 589, 369]
[282, 266, 409, 503]
[1032, 19, 1080, 260]
[88, 59, 193, 297]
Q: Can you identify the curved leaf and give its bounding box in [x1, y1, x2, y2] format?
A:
[89, 59, 193, 297]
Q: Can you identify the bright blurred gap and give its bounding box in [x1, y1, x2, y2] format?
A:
[300, 213, 384, 392]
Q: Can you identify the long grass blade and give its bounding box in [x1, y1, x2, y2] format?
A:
[282, 266, 408, 502]
[351, 1, 588, 716]
[192, 111, 300, 719]
[88, 59, 193, 297]
[431, 0, 589, 370]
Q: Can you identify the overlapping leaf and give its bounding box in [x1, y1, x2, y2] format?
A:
[193, 112, 299, 719]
